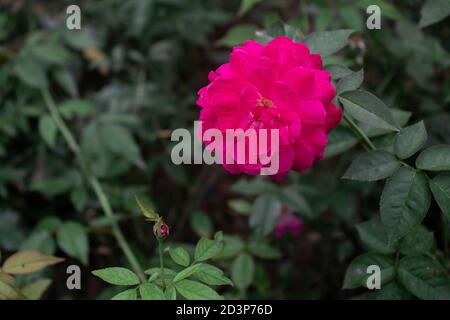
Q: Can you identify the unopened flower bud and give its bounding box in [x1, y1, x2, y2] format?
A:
[153, 219, 170, 239]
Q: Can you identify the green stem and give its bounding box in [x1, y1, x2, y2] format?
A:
[158, 238, 166, 288]
[343, 112, 376, 151]
[41, 88, 145, 281]
[89, 178, 145, 280]
[343, 113, 413, 168]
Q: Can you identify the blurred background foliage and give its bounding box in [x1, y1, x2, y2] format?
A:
[0, 0, 449, 299]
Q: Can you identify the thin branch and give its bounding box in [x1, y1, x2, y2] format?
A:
[41, 88, 145, 280]
[343, 112, 377, 151]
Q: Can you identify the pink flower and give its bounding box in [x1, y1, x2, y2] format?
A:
[197, 36, 342, 180]
[275, 209, 304, 238]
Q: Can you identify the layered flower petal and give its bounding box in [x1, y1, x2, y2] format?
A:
[196, 36, 342, 179]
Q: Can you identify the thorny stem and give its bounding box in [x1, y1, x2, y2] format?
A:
[158, 238, 166, 288]
[343, 112, 377, 151]
[42, 88, 145, 281]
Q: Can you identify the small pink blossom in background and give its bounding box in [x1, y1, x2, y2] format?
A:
[197, 36, 342, 180]
[275, 208, 304, 238]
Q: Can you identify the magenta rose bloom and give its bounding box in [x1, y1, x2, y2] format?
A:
[197, 36, 342, 180]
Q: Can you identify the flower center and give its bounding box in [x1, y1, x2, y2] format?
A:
[250, 97, 279, 127]
[256, 97, 275, 109]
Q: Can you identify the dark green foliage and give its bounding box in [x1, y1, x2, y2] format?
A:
[1, 0, 449, 300]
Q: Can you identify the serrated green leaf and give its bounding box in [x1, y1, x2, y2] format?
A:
[194, 236, 223, 262]
[419, 0, 450, 28]
[376, 281, 412, 300]
[356, 217, 396, 254]
[144, 267, 177, 277]
[139, 283, 166, 300]
[336, 69, 364, 94]
[360, 109, 412, 139]
[15, 55, 48, 88]
[394, 121, 428, 159]
[343, 253, 395, 289]
[416, 145, 450, 171]
[92, 267, 140, 286]
[228, 199, 252, 215]
[165, 285, 176, 300]
[31, 42, 71, 66]
[380, 167, 431, 241]
[21, 279, 51, 300]
[173, 263, 203, 283]
[399, 225, 435, 256]
[231, 253, 255, 291]
[53, 69, 78, 97]
[111, 288, 137, 300]
[430, 173, 450, 219]
[194, 264, 233, 286]
[3, 250, 63, 275]
[324, 64, 354, 80]
[56, 221, 89, 265]
[343, 150, 400, 181]
[169, 246, 190, 267]
[59, 100, 95, 119]
[20, 230, 55, 254]
[29, 172, 78, 196]
[175, 279, 223, 300]
[398, 255, 450, 300]
[39, 115, 57, 147]
[372, 134, 396, 153]
[0, 278, 24, 300]
[144, 267, 176, 286]
[35, 217, 63, 233]
[283, 24, 304, 42]
[304, 29, 354, 57]
[0, 273, 16, 287]
[339, 90, 399, 132]
[70, 188, 88, 213]
[100, 123, 141, 163]
[217, 235, 245, 259]
[249, 194, 282, 237]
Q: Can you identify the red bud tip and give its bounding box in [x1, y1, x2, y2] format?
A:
[153, 219, 170, 239]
